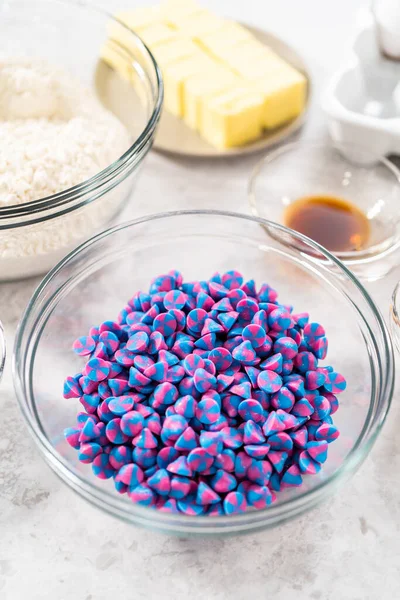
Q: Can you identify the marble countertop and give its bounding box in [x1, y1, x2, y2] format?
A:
[1, 1, 400, 599]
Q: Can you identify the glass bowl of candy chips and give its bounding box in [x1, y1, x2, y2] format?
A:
[14, 210, 394, 536]
[391, 281, 400, 354]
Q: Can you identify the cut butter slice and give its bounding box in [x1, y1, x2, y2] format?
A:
[198, 21, 252, 56]
[151, 38, 199, 69]
[163, 53, 216, 116]
[137, 23, 176, 47]
[170, 11, 225, 39]
[184, 68, 238, 130]
[201, 87, 264, 149]
[253, 66, 307, 128]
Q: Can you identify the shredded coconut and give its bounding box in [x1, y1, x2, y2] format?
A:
[0, 58, 132, 280]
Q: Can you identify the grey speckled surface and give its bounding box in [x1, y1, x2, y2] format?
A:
[1, 1, 400, 599]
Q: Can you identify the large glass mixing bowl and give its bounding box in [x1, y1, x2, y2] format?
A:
[13, 211, 394, 535]
[0, 0, 162, 281]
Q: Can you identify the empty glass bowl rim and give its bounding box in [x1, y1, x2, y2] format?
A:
[13, 209, 395, 530]
[0, 0, 163, 222]
[248, 140, 400, 260]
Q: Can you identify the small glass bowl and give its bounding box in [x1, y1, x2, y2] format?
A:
[0, 0, 162, 281]
[248, 141, 400, 280]
[13, 211, 394, 536]
[391, 281, 400, 354]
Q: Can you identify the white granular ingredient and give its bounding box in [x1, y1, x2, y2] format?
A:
[0, 58, 132, 280]
[0, 59, 130, 205]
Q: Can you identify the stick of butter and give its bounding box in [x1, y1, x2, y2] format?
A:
[163, 53, 216, 116]
[201, 87, 264, 148]
[184, 68, 238, 130]
[137, 23, 177, 47]
[198, 21, 252, 56]
[253, 66, 307, 128]
[150, 38, 199, 71]
[170, 11, 226, 39]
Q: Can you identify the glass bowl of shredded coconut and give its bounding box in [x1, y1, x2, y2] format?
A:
[0, 0, 163, 281]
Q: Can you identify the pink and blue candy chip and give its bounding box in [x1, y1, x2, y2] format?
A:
[257, 369, 283, 394]
[64, 427, 81, 449]
[242, 324, 267, 348]
[324, 371, 347, 394]
[132, 427, 158, 449]
[78, 442, 102, 464]
[63, 375, 82, 399]
[109, 445, 132, 470]
[298, 451, 321, 475]
[223, 491, 247, 515]
[243, 420, 266, 444]
[199, 431, 223, 456]
[129, 484, 155, 506]
[306, 440, 328, 463]
[105, 418, 129, 444]
[163, 290, 187, 311]
[220, 426, 243, 449]
[187, 447, 214, 473]
[238, 399, 264, 424]
[187, 308, 207, 333]
[196, 481, 221, 505]
[73, 336, 96, 356]
[116, 463, 144, 488]
[268, 450, 288, 473]
[193, 368, 217, 393]
[108, 395, 134, 415]
[247, 484, 274, 508]
[147, 468, 171, 496]
[196, 398, 221, 425]
[315, 423, 339, 443]
[232, 340, 257, 365]
[177, 498, 205, 515]
[126, 331, 149, 354]
[281, 464, 303, 488]
[167, 456, 193, 477]
[268, 432, 293, 452]
[92, 453, 115, 479]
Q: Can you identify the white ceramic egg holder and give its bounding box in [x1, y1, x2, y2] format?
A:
[323, 10, 400, 163]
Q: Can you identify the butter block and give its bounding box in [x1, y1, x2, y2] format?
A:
[184, 68, 238, 130]
[151, 38, 199, 70]
[115, 7, 163, 31]
[201, 87, 264, 148]
[198, 21, 252, 55]
[254, 66, 307, 128]
[170, 11, 225, 39]
[163, 53, 216, 116]
[220, 40, 284, 77]
[138, 23, 176, 47]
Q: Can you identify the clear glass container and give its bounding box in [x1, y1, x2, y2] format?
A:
[249, 141, 400, 280]
[13, 211, 394, 536]
[0, 0, 163, 281]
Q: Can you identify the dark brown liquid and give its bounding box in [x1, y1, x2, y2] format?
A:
[284, 195, 370, 252]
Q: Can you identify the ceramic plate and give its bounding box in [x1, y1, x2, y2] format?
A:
[154, 24, 311, 158]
